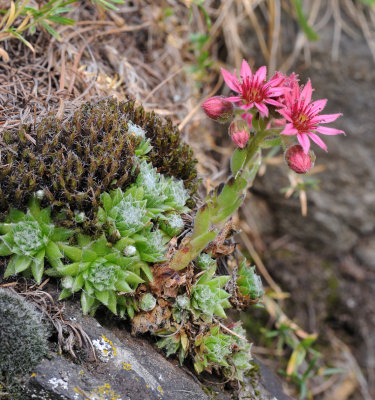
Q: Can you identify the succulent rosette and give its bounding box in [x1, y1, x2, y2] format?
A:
[190, 264, 231, 319]
[50, 235, 144, 314]
[132, 227, 169, 263]
[236, 261, 264, 300]
[98, 187, 151, 239]
[0, 198, 73, 284]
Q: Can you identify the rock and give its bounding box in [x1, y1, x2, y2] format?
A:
[15, 299, 291, 400]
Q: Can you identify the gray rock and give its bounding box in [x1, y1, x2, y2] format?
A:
[17, 300, 291, 400]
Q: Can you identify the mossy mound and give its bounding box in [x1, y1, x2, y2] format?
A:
[0, 98, 198, 228]
[0, 289, 49, 386]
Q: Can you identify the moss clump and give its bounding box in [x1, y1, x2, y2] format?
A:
[0, 289, 49, 384]
[0, 98, 198, 228]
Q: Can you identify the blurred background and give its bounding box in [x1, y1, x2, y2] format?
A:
[1, 1, 374, 398]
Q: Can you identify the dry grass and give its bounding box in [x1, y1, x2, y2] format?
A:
[1, 0, 375, 398]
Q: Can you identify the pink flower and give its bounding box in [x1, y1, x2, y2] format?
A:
[201, 96, 233, 123]
[284, 144, 315, 174]
[221, 60, 284, 119]
[278, 80, 345, 154]
[229, 119, 250, 148]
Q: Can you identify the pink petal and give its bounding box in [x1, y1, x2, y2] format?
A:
[254, 66, 267, 83]
[221, 68, 240, 92]
[301, 79, 313, 104]
[308, 132, 327, 151]
[281, 123, 298, 136]
[269, 72, 285, 87]
[297, 133, 311, 154]
[265, 98, 284, 107]
[255, 102, 269, 117]
[240, 60, 252, 80]
[267, 87, 285, 96]
[240, 103, 254, 110]
[315, 126, 346, 136]
[310, 113, 342, 124]
[277, 108, 293, 122]
[224, 96, 242, 103]
[310, 99, 327, 115]
[241, 113, 253, 128]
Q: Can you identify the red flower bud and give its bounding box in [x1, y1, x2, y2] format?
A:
[284, 144, 315, 174]
[201, 96, 234, 123]
[229, 119, 250, 148]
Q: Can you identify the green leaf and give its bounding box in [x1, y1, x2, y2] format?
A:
[81, 292, 95, 314]
[7, 208, 25, 223]
[28, 197, 41, 219]
[72, 274, 84, 292]
[123, 271, 144, 285]
[47, 16, 75, 25]
[190, 231, 217, 249]
[38, 207, 52, 224]
[40, 20, 61, 41]
[47, 262, 80, 277]
[45, 241, 63, 265]
[207, 275, 231, 288]
[51, 227, 74, 241]
[31, 249, 45, 283]
[6, 255, 32, 275]
[115, 280, 132, 292]
[95, 290, 110, 305]
[59, 244, 82, 262]
[140, 262, 153, 282]
[0, 241, 12, 256]
[231, 147, 247, 175]
[291, 0, 319, 41]
[107, 291, 118, 314]
[101, 192, 113, 212]
[82, 248, 98, 263]
[192, 205, 211, 237]
[91, 236, 109, 256]
[213, 304, 227, 318]
[59, 288, 73, 300]
[77, 234, 91, 247]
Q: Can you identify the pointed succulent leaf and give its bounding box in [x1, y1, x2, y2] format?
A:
[0, 223, 12, 234]
[51, 227, 74, 242]
[59, 288, 73, 300]
[59, 244, 83, 262]
[7, 208, 25, 223]
[0, 241, 12, 256]
[81, 292, 96, 314]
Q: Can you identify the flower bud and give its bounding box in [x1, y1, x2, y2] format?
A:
[229, 119, 250, 148]
[201, 96, 233, 123]
[284, 144, 315, 174]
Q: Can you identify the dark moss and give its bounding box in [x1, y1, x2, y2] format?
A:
[0, 98, 198, 228]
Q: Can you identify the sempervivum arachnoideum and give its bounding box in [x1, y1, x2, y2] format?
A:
[0, 198, 72, 283]
[49, 234, 144, 315]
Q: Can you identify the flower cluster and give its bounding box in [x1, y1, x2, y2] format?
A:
[202, 60, 345, 174]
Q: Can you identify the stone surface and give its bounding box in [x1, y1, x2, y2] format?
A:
[14, 299, 291, 400]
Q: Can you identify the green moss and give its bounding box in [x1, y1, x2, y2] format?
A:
[0, 98, 198, 229]
[0, 289, 49, 385]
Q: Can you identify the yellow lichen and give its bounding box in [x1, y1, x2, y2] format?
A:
[157, 385, 164, 395]
[121, 362, 132, 371]
[91, 383, 121, 400]
[101, 335, 117, 356]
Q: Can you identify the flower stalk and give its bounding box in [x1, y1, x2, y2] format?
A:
[169, 123, 269, 271]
